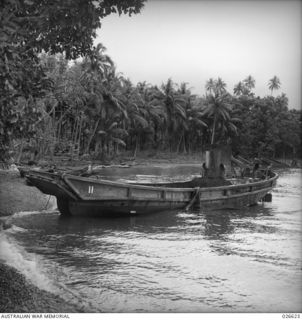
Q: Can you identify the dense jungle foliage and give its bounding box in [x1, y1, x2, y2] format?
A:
[1, 0, 301, 163]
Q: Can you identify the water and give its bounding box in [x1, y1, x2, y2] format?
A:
[0, 167, 301, 312]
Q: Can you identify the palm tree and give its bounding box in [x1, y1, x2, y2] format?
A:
[123, 85, 151, 156]
[186, 101, 207, 152]
[84, 43, 114, 75]
[178, 82, 191, 95]
[79, 47, 129, 156]
[268, 76, 281, 95]
[124, 83, 167, 153]
[176, 82, 198, 152]
[94, 119, 128, 157]
[205, 78, 215, 95]
[217, 116, 241, 144]
[203, 92, 232, 145]
[145, 86, 168, 149]
[157, 79, 187, 150]
[243, 75, 255, 92]
[233, 81, 245, 96]
[215, 77, 227, 95]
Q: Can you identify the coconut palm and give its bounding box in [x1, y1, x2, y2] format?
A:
[215, 77, 227, 95]
[83, 43, 114, 75]
[186, 100, 208, 152]
[217, 116, 241, 144]
[144, 86, 168, 149]
[268, 76, 281, 95]
[156, 79, 187, 150]
[178, 82, 192, 95]
[203, 92, 232, 145]
[233, 81, 245, 96]
[123, 85, 151, 156]
[205, 78, 215, 95]
[94, 119, 128, 157]
[124, 82, 167, 153]
[175, 82, 202, 152]
[80, 49, 129, 156]
[243, 75, 255, 92]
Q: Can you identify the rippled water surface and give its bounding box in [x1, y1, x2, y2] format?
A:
[1, 167, 301, 312]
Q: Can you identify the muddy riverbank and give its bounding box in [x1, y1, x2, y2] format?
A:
[0, 171, 78, 312]
[0, 170, 56, 217]
[0, 263, 82, 313]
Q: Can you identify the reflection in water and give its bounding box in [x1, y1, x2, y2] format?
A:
[1, 168, 301, 312]
[203, 213, 234, 238]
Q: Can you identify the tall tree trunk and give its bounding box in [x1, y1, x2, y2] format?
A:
[16, 139, 25, 164]
[86, 119, 100, 154]
[211, 113, 217, 145]
[176, 132, 186, 153]
[292, 146, 296, 158]
[50, 105, 56, 161]
[71, 118, 79, 160]
[57, 110, 63, 145]
[183, 133, 187, 154]
[133, 135, 140, 158]
[77, 116, 82, 156]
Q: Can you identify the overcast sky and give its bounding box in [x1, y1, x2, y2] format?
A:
[95, 0, 301, 109]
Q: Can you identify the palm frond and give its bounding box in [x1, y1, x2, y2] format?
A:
[111, 137, 126, 147]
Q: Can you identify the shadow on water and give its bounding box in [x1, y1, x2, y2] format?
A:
[10, 164, 291, 239]
[192, 201, 274, 234]
[10, 166, 298, 232]
[9, 200, 275, 242]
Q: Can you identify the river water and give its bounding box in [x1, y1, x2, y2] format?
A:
[0, 166, 301, 313]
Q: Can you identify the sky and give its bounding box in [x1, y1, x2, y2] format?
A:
[95, 0, 302, 109]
